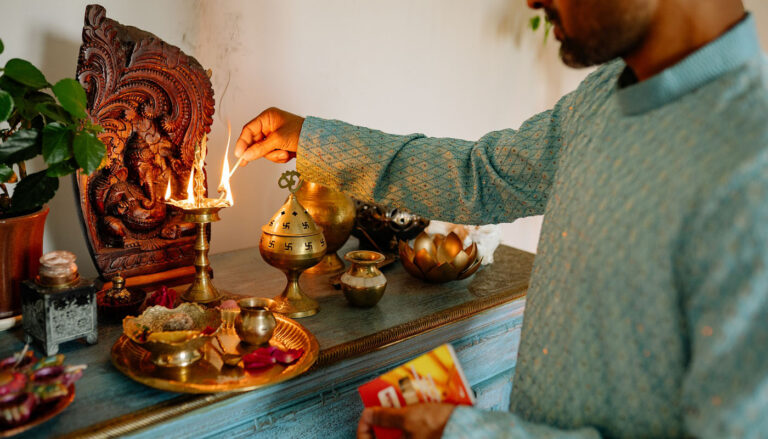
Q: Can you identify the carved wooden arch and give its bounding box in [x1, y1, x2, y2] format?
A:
[75, 4, 215, 281]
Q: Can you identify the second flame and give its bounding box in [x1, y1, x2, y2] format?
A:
[218, 120, 234, 205]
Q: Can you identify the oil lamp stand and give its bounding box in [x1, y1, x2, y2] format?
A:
[181, 206, 223, 304]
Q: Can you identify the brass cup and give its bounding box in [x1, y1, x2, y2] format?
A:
[340, 251, 387, 308]
[235, 297, 277, 346]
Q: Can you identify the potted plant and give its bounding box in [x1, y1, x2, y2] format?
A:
[0, 37, 105, 324]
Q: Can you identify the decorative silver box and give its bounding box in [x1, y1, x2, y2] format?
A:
[21, 279, 98, 355]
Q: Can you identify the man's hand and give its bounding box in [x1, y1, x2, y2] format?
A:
[357, 404, 456, 439]
[234, 107, 304, 164]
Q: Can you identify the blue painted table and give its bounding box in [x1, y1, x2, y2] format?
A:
[0, 241, 531, 438]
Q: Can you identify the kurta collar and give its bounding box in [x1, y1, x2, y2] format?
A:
[616, 13, 761, 116]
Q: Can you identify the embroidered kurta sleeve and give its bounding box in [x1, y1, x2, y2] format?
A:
[296, 110, 560, 225]
[295, 64, 620, 225]
[674, 162, 768, 438]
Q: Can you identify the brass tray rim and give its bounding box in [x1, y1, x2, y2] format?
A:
[110, 314, 319, 394]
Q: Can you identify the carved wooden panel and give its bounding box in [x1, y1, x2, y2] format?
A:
[75, 4, 215, 280]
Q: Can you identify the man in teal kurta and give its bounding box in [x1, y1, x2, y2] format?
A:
[235, 0, 768, 437]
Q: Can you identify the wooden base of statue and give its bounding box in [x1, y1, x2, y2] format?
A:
[74, 4, 216, 282]
[95, 266, 214, 292]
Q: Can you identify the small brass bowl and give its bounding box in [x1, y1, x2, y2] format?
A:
[123, 303, 221, 367]
[398, 232, 482, 283]
[235, 297, 277, 346]
[341, 251, 387, 308]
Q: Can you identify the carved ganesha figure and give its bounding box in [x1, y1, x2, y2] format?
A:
[89, 118, 196, 250]
[75, 4, 215, 277]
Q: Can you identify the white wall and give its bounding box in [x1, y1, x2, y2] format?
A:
[2, 1, 767, 277]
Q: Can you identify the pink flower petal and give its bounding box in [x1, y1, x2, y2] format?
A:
[272, 348, 304, 365]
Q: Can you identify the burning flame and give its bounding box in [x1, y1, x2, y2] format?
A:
[185, 169, 195, 205]
[164, 178, 171, 200]
[164, 123, 234, 209]
[217, 121, 234, 206]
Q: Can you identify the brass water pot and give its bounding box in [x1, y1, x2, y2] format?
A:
[340, 250, 387, 308]
[296, 182, 355, 274]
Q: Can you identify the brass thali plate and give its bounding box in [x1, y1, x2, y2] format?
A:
[111, 315, 318, 393]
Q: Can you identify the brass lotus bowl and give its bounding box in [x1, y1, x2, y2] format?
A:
[398, 232, 482, 283]
[123, 303, 221, 367]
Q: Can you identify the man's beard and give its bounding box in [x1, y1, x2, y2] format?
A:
[546, 7, 651, 68]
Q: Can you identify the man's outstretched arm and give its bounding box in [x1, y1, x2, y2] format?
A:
[236, 64, 621, 225]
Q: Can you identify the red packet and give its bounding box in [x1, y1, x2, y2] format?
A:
[358, 344, 474, 439]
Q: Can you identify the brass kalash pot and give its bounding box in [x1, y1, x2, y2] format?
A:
[259, 171, 327, 318]
[296, 181, 355, 274]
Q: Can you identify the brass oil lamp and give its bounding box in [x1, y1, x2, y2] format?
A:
[165, 133, 235, 304]
[260, 171, 327, 318]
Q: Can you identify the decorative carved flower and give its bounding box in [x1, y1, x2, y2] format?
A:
[399, 232, 482, 283]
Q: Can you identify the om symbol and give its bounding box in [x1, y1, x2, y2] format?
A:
[278, 170, 302, 193]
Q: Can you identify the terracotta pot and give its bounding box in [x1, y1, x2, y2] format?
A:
[0, 206, 48, 318]
[296, 182, 356, 274]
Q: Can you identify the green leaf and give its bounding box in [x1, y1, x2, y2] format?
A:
[0, 75, 32, 98]
[0, 129, 41, 164]
[36, 102, 73, 124]
[42, 122, 72, 164]
[86, 123, 104, 134]
[26, 91, 55, 105]
[10, 170, 59, 213]
[0, 90, 12, 122]
[14, 96, 39, 120]
[530, 16, 541, 31]
[46, 160, 76, 177]
[0, 39, 4, 56]
[4, 59, 48, 89]
[73, 131, 105, 175]
[52, 78, 88, 120]
[0, 164, 13, 183]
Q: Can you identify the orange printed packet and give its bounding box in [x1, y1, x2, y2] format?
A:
[358, 344, 475, 439]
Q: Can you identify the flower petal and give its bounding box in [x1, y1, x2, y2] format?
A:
[458, 258, 482, 279]
[400, 250, 425, 278]
[414, 248, 438, 274]
[425, 263, 459, 283]
[451, 249, 471, 273]
[439, 232, 463, 261]
[413, 232, 436, 258]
